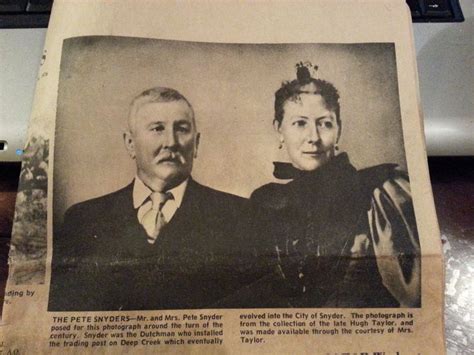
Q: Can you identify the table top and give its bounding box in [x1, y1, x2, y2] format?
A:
[0, 158, 473, 352]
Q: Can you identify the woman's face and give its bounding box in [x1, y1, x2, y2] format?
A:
[277, 93, 339, 171]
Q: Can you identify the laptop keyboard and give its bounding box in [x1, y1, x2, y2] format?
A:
[407, 0, 464, 21]
[0, 0, 52, 28]
[0, 0, 466, 28]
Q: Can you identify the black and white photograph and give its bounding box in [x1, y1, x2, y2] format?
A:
[48, 36, 421, 311]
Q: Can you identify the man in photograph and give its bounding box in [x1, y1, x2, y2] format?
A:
[49, 87, 257, 311]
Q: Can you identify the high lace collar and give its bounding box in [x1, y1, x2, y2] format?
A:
[273, 152, 352, 180]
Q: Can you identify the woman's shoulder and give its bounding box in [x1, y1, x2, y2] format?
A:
[358, 164, 410, 198]
[250, 182, 289, 210]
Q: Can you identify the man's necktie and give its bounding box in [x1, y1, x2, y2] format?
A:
[140, 192, 171, 244]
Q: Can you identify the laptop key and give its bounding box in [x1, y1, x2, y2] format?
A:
[0, 0, 27, 12]
[406, 0, 422, 18]
[420, 0, 453, 17]
[26, 0, 52, 12]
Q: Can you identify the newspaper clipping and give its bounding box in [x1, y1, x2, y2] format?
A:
[2, 0, 444, 353]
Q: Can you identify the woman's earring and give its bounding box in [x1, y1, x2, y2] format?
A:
[279, 139, 284, 149]
[335, 144, 339, 151]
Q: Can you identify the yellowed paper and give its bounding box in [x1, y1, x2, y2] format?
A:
[2, 0, 444, 353]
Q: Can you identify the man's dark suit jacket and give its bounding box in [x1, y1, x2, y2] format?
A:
[49, 178, 260, 311]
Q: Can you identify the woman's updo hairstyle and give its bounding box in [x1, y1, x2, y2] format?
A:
[274, 62, 341, 128]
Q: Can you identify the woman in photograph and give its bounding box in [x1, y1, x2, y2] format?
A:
[251, 62, 421, 308]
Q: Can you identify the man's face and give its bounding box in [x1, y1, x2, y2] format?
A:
[124, 100, 199, 191]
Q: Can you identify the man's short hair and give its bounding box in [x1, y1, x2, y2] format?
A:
[128, 87, 195, 132]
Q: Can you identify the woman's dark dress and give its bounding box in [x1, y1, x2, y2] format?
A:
[251, 153, 421, 308]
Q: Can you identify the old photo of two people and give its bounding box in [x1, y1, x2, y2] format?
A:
[49, 38, 421, 311]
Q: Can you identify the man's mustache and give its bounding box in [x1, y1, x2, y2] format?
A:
[155, 151, 186, 164]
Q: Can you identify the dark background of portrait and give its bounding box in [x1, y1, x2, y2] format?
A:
[53, 37, 405, 225]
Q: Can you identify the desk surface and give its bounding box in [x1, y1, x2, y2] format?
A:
[0, 158, 473, 352]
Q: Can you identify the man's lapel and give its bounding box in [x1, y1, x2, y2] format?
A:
[112, 181, 151, 250]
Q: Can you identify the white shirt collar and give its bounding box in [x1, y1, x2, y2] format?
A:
[133, 176, 188, 209]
